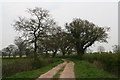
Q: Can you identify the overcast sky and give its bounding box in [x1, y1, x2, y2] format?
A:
[0, 0, 118, 52]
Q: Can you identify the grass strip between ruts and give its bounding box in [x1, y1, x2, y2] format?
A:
[53, 64, 65, 78]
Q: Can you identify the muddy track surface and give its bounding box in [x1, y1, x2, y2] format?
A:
[36, 59, 75, 80]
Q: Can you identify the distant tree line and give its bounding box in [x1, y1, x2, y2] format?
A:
[1, 7, 113, 59]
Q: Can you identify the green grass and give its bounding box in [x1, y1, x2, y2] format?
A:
[67, 58, 117, 78]
[4, 59, 63, 79]
[53, 65, 65, 78]
[82, 53, 119, 77]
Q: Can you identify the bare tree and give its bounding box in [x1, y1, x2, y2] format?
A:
[14, 37, 27, 57]
[2, 45, 17, 58]
[1, 50, 7, 58]
[13, 7, 56, 59]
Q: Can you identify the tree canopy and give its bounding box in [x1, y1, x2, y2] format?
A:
[65, 18, 110, 55]
[13, 7, 56, 59]
[8, 7, 111, 58]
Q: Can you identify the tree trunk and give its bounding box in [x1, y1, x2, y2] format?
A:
[75, 43, 85, 55]
[67, 51, 71, 55]
[62, 50, 66, 56]
[62, 52, 66, 56]
[13, 55, 16, 58]
[2, 52, 3, 58]
[45, 51, 49, 57]
[80, 48, 85, 55]
[76, 47, 80, 55]
[34, 41, 38, 60]
[9, 53, 11, 58]
[19, 51, 22, 58]
[19, 54, 22, 58]
[33, 32, 38, 60]
[77, 48, 85, 55]
[52, 50, 57, 58]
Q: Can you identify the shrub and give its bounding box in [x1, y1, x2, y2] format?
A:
[2, 60, 33, 77]
[81, 53, 120, 77]
[31, 57, 55, 68]
[2, 57, 57, 77]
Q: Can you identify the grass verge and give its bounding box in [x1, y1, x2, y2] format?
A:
[67, 58, 117, 79]
[2, 59, 63, 80]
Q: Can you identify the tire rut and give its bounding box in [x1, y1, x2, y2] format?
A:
[36, 59, 75, 80]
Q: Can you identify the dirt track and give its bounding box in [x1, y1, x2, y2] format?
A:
[36, 59, 75, 80]
[59, 61, 75, 78]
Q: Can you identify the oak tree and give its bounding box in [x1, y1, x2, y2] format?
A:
[13, 7, 55, 59]
[65, 18, 109, 55]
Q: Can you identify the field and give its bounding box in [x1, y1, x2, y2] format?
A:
[57, 53, 120, 78]
[2, 53, 120, 79]
[82, 53, 119, 77]
[69, 58, 117, 78]
[1, 55, 27, 58]
[2, 58, 29, 63]
[2, 57, 61, 78]
[6, 60, 63, 79]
